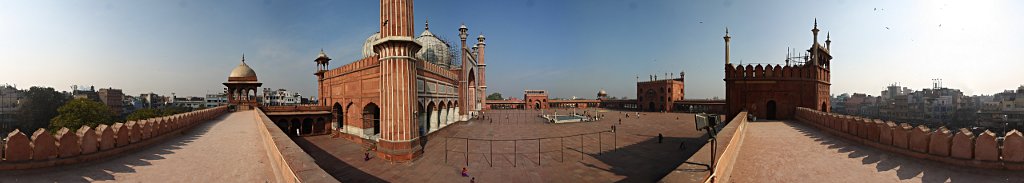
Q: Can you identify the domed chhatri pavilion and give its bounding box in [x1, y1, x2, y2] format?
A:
[308, 1, 488, 161]
[224, 55, 262, 110]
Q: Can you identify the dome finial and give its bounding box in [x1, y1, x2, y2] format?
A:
[241, 53, 246, 63]
[424, 18, 429, 30]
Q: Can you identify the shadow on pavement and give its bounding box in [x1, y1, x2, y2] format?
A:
[0, 114, 225, 182]
[292, 137, 386, 183]
[590, 135, 705, 183]
[789, 121, 1024, 183]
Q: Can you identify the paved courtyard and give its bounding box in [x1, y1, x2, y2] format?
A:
[728, 120, 1024, 183]
[0, 111, 275, 182]
[295, 109, 710, 182]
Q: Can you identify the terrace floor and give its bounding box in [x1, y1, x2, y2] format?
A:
[294, 109, 709, 183]
[0, 111, 275, 182]
[727, 120, 1024, 183]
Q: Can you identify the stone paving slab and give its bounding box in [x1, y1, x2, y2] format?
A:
[0, 111, 275, 182]
[296, 109, 708, 183]
[728, 120, 1024, 183]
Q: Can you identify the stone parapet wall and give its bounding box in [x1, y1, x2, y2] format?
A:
[660, 112, 750, 182]
[253, 108, 336, 183]
[725, 63, 829, 82]
[0, 106, 229, 170]
[795, 107, 1024, 170]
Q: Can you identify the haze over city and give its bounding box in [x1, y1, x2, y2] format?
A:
[3, 0, 1022, 99]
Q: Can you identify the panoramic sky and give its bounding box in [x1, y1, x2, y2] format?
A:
[2, 0, 1022, 99]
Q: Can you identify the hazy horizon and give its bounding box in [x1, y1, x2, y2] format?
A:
[3, 0, 1022, 99]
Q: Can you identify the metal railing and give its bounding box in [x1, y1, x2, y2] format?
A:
[444, 129, 617, 167]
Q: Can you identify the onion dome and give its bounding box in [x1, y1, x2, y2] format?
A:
[361, 32, 381, 58]
[317, 49, 329, 60]
[415, 21, 452, 68]
[229, 54, 257, 81]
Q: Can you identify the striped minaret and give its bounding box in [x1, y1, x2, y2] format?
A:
[476, 34, 487, 112]
[373, 0, 422, 161]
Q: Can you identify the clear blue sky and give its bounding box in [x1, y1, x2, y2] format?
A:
[2, 0, 1022, 99]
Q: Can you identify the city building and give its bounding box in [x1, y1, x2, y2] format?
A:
[171, 95, 206, 109]
[0, 84, 22, 134]
[138, 92, 166, 108]
[262, 88, 302, 106]
[97, 88, 125, 116]
[72, 85, 100, 102]
[205, 92, 227, 108]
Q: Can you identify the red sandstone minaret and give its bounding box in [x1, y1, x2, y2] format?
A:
[458, 24, 470, 118]
[476, 34, 487, 111]
[314, 49, 331, 106]
[372, 0, 423, 161]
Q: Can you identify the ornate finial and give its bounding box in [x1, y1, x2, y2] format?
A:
[241, 53, 246, 63]
[725, 27, 729, 35]
[814, 18, 818, 28]
[424, 18, 429, 30]
[827, 31, 831, 40]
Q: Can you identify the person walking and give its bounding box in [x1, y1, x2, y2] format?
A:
[658, 133, 663, 143]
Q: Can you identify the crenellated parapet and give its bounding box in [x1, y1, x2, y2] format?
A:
[416, 59, 458, 81]
[724, 63, 829, 83]
[795, 107, 1024, 170]
[0, 106, 229, 170]
[324, 55, 381, 79]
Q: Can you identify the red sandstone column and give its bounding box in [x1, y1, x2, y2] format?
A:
[476, 35, 487, 112]
[373, 0, 422, 161]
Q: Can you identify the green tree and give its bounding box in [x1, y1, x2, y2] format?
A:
[126, 108, 160, 121]
[486, 92, 503, 100]
[159, 106, 191, 116]
[49, 98, 113, 131]
[17, 86, 68, 132]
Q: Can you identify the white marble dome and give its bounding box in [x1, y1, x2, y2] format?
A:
[361, 32, 381, 58]
[415, 29, 452, 68]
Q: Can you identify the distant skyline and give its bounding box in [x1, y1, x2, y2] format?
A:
[2, 0, 1022, 99]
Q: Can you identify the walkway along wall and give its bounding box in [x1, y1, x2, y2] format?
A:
[0, 106, 229, 170]
[794, 107, 1024, 170]
[253, 108, 335, 183]
[660, 111, 750, 183]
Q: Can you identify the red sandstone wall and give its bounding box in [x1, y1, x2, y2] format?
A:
[795, 107, 1024, 170]
[725, 64, 830, 119]
[0, 106, 229, 170]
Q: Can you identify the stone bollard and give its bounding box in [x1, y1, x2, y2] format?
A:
[928, 127, 952, 157]
[56, 127, 82, 158]
[858, 118, 871, 139]
[909, 125, 931, 153]
[31, 129, 59, 160]
[97, 124, 116, 150]
[950, 128, 975, 159]
[128, 121, 142, 143]
[1003, 130, 1024, 162]
[893, 123, 912, 149]
[77, 126, 99, 155]
[139, 120, 151, 140]
[868, 119, 883, 142]
[3, 129, 32, 162]
[878, 122, 896, 146]
[112, 123, 130, 147]
[975, 130, 999, 161]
